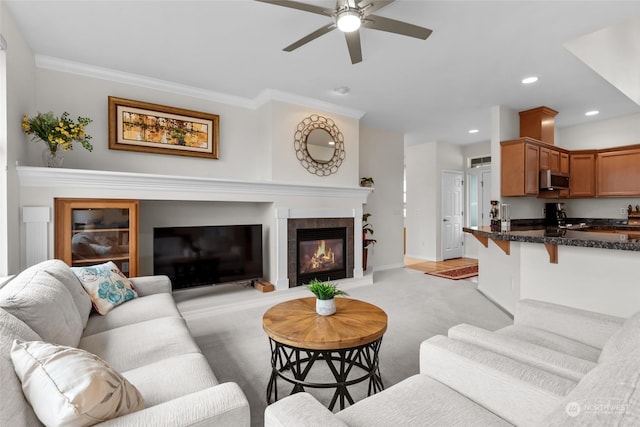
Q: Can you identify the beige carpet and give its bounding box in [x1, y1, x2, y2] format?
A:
[175, 267, 512, 427]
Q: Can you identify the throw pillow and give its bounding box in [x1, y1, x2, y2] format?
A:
[10, 340, 144, 427]
[71, 261, 138, 315]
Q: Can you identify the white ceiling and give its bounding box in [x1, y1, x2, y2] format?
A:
[5, 0, 640, 146]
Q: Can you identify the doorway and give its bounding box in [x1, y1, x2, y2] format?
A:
[441, 170, 464, 260]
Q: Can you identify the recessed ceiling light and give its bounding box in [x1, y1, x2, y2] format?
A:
[585, 110, 600, 116]
[468, 129, 479, 134]
[521, 76, 539, 85]
[333, 86, 350, 95]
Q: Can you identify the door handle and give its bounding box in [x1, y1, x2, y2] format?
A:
[443, 219, 450, 222]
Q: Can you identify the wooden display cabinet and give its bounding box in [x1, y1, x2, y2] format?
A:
[55, 198, 139, 277]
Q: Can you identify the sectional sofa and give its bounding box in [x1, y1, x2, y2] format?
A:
[266, 299, 640, 426]
[1, 259, 250, 426]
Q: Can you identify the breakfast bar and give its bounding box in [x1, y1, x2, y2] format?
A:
[463, 222, 640, 318]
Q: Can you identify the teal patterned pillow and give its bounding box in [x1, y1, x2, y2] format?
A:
[72, 261, 138, 315]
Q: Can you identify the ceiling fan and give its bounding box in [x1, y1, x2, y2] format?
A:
[256, 0, 432, 64]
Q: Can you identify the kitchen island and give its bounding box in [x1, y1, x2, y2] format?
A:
[464, 223, 640, 319]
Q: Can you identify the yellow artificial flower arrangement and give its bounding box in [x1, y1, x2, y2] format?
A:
[22, 111, 93, 154]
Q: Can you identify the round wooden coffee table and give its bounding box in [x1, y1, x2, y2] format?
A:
[263, 297, 387, 410]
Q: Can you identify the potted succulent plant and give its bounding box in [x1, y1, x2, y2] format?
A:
[363, 213, 377, 271]
[307, 278, 348, 316]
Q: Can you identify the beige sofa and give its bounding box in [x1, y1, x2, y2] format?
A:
[1, 259, 250, 426]
[265, 299, 640, 426]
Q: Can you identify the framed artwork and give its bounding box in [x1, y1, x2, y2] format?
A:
[108, 97, 219, 159]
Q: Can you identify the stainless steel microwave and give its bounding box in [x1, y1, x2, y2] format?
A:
[540, 170, 569, 190]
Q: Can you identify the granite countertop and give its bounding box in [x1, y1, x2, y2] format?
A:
[464, 222, 640, 252]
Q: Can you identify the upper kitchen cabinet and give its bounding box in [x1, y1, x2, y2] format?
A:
[501, 138, 539, 196]
[597, 146, 640, 197]
[569, 152, 596, 198]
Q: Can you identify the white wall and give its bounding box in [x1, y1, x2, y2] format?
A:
[2, 1, 36, 274]
[405, 141, 463, 261]
[405, 142, 437, 260]
[359, 125, 404, 271]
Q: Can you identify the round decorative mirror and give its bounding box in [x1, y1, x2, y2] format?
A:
[294, 115, 345, 176]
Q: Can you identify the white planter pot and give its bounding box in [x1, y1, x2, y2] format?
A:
[316, 298, 336, 316]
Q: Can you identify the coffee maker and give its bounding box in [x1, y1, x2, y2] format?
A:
[545, 203, 567, 227]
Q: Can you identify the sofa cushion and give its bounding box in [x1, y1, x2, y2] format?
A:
[449, 324, 596, 382]
[83, 293, 181, 336]
[0, 269, 83, 347]
[122, 353, 218, 407]
[0, 309, 42, 427]
[72, 261, 138, 315]
[336, 374, 511, 426]
[545, 348, 640, 426]
[599, 309, 640, 363]
[496, 325, 601, 362]
[34, 260, 93, 328]
[79, 316, 201, 372]
[11, 340, 144, 427]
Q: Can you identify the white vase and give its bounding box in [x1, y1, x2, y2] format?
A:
[316, 298, 336, 316]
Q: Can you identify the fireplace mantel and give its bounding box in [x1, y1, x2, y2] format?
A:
[16, 166, 372, 202]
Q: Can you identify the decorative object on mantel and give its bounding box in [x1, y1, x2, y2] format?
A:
[21, 111, 93, 167]
[307, 278, 348, 316]
[294, 114, 345, 176]
[360, 177, 375, 187]
[363, 213, 377, 271]
[108, 97, 219, 159]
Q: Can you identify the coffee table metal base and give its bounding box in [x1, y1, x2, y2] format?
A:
[266, 337, 384, 411]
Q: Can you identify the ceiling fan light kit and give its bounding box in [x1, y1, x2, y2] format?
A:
[257, 0, 432, 64]
[337, 10, 362, 32]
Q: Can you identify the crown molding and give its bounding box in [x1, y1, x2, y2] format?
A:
[16, 166, 372, 202]
[34, 55, 366, 119]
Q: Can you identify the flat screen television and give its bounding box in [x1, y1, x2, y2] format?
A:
[153, 224, 263, 290]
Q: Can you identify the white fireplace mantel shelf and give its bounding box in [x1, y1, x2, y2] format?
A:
[16, 166, 373, 202]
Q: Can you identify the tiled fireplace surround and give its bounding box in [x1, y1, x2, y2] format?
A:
[18, 167, 371, 291]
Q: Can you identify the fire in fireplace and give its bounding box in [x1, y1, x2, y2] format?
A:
[297, 227, 347, 285]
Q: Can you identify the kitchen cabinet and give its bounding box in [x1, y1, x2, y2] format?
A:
[560, 152, 569, 174]
[597, 147, 640, 197]
[501, 138, 539, 196]
[539, 146, 551, 170]
[569, 152, 596, 198]
[55, 198, 139, 277]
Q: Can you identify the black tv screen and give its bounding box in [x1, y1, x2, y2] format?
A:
[153, 224, 263, 289]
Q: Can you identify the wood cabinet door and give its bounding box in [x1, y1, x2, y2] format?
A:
[501, 141, 539, 196]
[524, 143, 539, 195]
[550, 150, 561, 172]
[569, 153, 596, 198]
[539, 147, 551, 170]
[560, 152, 569, 174]
[597, 148, 640, 196]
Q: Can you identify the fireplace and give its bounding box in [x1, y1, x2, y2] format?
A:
[296, 227, 347, 285]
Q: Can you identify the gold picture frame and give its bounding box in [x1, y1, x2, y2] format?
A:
[108, 96, 219, 159]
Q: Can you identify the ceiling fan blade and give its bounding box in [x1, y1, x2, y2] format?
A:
[344, 31, 363, 64]
[255, 0, 334, 17]
[357, 0, 395, 16]
[363, 14, 432, 39]
[284, 23, 336, 52]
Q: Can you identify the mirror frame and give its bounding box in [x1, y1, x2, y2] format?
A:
[294, 114, 345, 176]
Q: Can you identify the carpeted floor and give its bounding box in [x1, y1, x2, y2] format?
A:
[175, 267, 512, 427]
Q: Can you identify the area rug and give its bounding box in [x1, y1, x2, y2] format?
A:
[425, 265, 478, 280]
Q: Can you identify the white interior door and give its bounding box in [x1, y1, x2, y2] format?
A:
[442, 171, 464, 259]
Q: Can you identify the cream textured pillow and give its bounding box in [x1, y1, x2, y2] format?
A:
[10, 340, 144, 427]
[71, 261, 138, 315]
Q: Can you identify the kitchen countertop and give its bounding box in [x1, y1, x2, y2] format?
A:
[464, 225, 640, 252]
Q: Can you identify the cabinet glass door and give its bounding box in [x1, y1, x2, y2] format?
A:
[71, 207, 132, 274]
